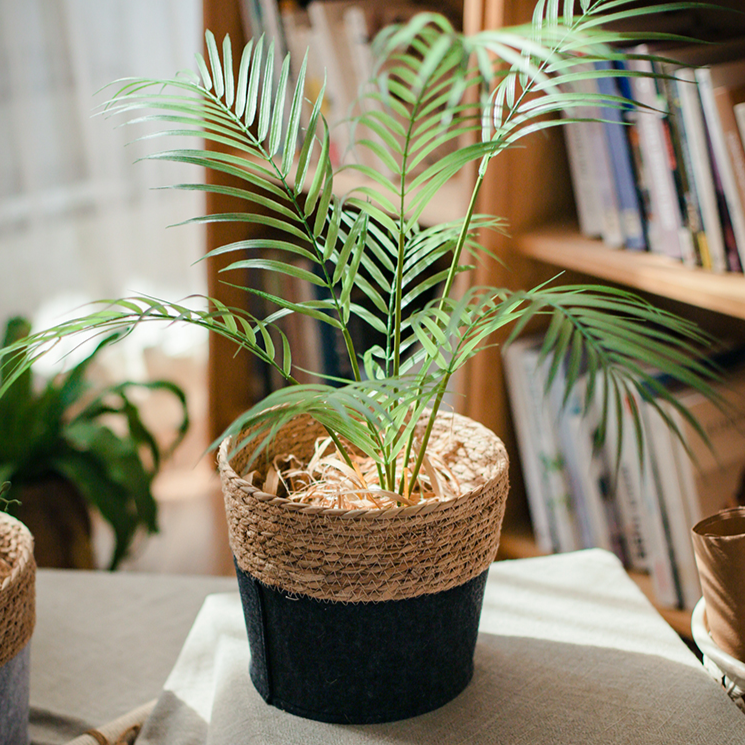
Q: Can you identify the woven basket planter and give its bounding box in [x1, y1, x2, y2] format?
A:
[0, 513, 36, 745]
[219, 411, 509, 724]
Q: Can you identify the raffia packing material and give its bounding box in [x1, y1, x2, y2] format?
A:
[219, 411, 509, 723]
[692, 507, 745, 662]
[0, 513, 36, 745]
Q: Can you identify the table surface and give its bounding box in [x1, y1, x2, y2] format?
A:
[29, 550, 745, 744]
[30, 570, 236, 745]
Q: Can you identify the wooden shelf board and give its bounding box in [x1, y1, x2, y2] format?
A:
[516, 224, 745, 321]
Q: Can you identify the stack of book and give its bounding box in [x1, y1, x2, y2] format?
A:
[503, 335, 745, 610]
[564, 42, 745, 274]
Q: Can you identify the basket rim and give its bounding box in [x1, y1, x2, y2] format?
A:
[217, 412, 508, 520]
[0, 512, 34, 594]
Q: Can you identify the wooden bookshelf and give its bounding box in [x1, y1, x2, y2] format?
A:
[517, 224, 745, 322]
[462, 0, 745, 643]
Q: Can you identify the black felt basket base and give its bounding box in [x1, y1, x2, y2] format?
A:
[234, 562, 489, 724]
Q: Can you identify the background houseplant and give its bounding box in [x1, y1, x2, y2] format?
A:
[0, 317, 189, 569]
[0, 0, 731, 722]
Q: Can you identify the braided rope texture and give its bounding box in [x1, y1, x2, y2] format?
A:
[0, 513, 36, 667]
[220, 412, 509, 602]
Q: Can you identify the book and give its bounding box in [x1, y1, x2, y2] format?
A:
[306, 0, 359, 167]
[503, 338, 581, 554]
[239, 0, 296, 152]
[658, 66, 709, 268]
[696, 62, 745, 271]
[734, 100, 745, 151]
[674, 67, 728, 272]
[627, 51, 691, 262]
[549, 368, 623, 556]
[281, 5, 324, 132]
[503, 339, 561, 554]
[597, 381, 649, 572]
[595, 61, 647, 251]
[624, 388, 681, 608]
[563, 117, 605, 239]
[563, 68, 624, 246]
[642, 401, 701, 609]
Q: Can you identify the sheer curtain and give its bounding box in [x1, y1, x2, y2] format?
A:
[0, 0, 206, 363]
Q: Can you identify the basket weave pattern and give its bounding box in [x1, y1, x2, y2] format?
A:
[0, 513, 36, 667]
[220, 412, 509, 602]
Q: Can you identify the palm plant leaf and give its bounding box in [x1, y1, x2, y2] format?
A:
[1, 0, 735, 498]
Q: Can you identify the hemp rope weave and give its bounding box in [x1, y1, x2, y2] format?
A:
[220, 412, 509, 602]
[0, 513, 36, 667]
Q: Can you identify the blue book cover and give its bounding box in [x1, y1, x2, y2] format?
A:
[595, 61, 647, 251]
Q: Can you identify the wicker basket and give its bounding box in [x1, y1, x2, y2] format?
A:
[219, 411, 509, 723]
[0, 513, 36, 745]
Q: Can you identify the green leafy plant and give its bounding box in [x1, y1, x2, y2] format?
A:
[0, 317, 189, 568]
[0, 1, 729, 502]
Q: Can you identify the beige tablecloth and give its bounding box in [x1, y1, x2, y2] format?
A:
[139, 550, 745, 744]
[30, 551, 745, 744]
[30, 570, 236, 745]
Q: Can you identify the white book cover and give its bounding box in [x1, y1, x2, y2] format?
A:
[624, 389, 680, 608]
[643, 401, 701, 610]
[550, 370, 614, 552]
[675, 67, 728, 272]
[524, 345, 582, 553]
[696, 65, 745, 270]
[503, 339, 559, 554]
[562, 117, 605, 238]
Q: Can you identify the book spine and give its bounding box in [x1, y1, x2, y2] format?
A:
[503, 341, 560, 554]
[562, 117, 605, 238]
[628, 54, 687, 260]
[734, 101, 745, 151]
[659, 68, 707, 267]
[643, 402, 701, 610]
[567, 67, 624, 246]
[551, 371, 615, 552]
[590, 120, 625, 248]
[595, 62, 647, 251]
[697, 66, 745, 271]
[307, 1, 353, 167]
[715, 83, 745, 260]
[528, 348, 583, 553]
[599, 381, 649, 571]
[624, 389, 680, 607]
[675, 67, 728, 272]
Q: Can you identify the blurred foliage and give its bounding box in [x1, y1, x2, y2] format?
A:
[0, 317, 189, 569]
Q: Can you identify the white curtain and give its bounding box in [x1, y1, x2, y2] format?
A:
[0, 0, 206, 361]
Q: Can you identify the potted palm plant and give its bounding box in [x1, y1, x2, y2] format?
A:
[0, 0, 729, 724]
